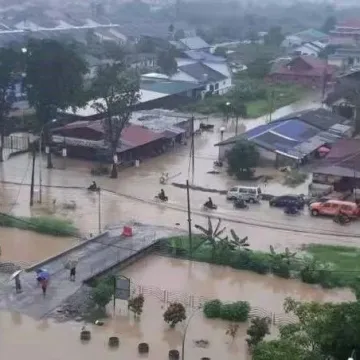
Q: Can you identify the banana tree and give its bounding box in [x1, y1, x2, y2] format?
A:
[269, 245, 296, 265]
[229, 229, 250, 251]
[194, 217, 226, 260]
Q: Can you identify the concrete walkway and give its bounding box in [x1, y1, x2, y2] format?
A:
[0, 223, 179, 319]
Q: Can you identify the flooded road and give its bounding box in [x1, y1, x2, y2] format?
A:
[1, 95, 357, 265]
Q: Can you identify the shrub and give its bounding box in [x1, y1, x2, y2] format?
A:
[91, 283, 113, 310]
[0, 213, 78, 236]
[203, 299, 222, 318]
[163, 302, 186, 328]
[272, 261, 291, 279]
[220, 301, 250, 322]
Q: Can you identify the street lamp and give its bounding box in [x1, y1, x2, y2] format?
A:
[38, 118, 57, 203]
[225, 101, 231, 122]
[220, 126, 226, 141]
[181, 307, 202, 360]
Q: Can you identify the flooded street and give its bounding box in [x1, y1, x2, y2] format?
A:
[0, 96, 358, 360]
[1, 95, 360, 264]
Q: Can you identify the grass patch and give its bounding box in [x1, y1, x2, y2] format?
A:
[0, 213, 78, 237]
[179, 83, 306, 118]
[305, 244, 360, 288]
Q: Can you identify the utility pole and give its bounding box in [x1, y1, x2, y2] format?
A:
[191, 116, 195, 185]
[186, 180, 192, 258]
[188, 116, 195, 184]
[29, 144, 36, 207]
[98, 188, 101, 234]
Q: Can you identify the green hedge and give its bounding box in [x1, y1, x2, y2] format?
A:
[203, 299, 250, 322]
[0, 213, 78, 237]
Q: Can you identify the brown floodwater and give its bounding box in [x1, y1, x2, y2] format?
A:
[1, 96, 359, 263]
[0, 250, 353, 360]
[0, 228, 77, 265]
[122, 255, 354, 314]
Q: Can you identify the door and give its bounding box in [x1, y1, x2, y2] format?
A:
[320, 202, 336, 215]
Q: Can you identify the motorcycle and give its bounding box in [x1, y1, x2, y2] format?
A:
[155, 194, 168, 202]
[87, 185, 100, 192]
[233, 199, 249, 209]
[284, 206, 300, 215]
[203, 202, 217, 210]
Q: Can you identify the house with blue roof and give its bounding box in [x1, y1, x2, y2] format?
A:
[215, 109, 352, 167]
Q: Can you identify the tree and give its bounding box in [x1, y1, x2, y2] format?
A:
[91, 282, 113, 310]
[91, 63, 140, 178]
[253, 298, 360, 360]
[128, 294, 145, 317]
[246, 317, 271, 349]
[246, 57, 271, 79]
[194, 217, 227, 260]
[226, 139, 259, 179]
[163, 302, 186, 328]
[0, 48, 21, 162]
[264, 26, 284, 47]
[229, 229, 250, 251]
[174, 29, 185, 41]
[321, 16, 336, 34]
[25, 39, 88, 168]
[157, 48, 177, 76]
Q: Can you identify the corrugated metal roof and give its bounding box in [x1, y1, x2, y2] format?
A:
[179, 36, 210, 50]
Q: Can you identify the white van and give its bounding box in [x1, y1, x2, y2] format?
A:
[226, 186, 262, 202]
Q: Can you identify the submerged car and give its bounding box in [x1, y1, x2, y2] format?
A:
[309, 200, 359, 217]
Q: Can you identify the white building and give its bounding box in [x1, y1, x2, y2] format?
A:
[293, 41, 326, 57]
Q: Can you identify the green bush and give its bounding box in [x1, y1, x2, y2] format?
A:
[91, 282, 113, 309]
[203, 299, 250, 322]
[0, 213, 78, 236]
[203, 299, 222, 318]
[220, 301, 251, 322]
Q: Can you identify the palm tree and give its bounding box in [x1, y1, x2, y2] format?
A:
[269, 245, 296, 265]
[229, 229, 250, 251]
[194, 217, 226, 259]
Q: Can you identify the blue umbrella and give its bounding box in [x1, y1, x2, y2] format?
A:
[38, 271, 50, 280]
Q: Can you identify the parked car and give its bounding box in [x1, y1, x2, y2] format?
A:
[226, 186, 261, 203]
[309, 200, 359, 217]
[269, 195, 305, 209]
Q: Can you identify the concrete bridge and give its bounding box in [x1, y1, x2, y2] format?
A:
[0, 222, 179, 319]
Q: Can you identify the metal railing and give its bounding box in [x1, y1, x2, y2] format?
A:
[129, 280, 298, 326]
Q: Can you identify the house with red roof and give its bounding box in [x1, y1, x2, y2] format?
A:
[267, 56, 335, 88]
[330, 19, 360, 46]
[51, 120, 170, 163]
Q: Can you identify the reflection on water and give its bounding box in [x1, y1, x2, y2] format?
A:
[122, 255, 354, 313]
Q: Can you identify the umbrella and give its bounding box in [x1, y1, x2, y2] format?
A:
[65, 258, 78, 270]
[38, 271, 50, 280]
[9, 269, 23, 281]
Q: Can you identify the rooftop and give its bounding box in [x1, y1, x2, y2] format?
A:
[178, 62, 226, 82]
[216, 109, 351, 160]
[178, 36, 210, 50]
[294, 28, 328, 42]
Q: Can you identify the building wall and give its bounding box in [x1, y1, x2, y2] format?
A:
[269, 73, 324, 88]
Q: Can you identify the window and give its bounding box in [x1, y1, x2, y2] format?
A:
[215, 83, 219, 90]
[323, 203, 332, 208]
[230, 187, 237, 192]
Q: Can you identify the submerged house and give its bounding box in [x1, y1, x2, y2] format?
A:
[215, 109, 352, 167]
[51, 111, 191, 163]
